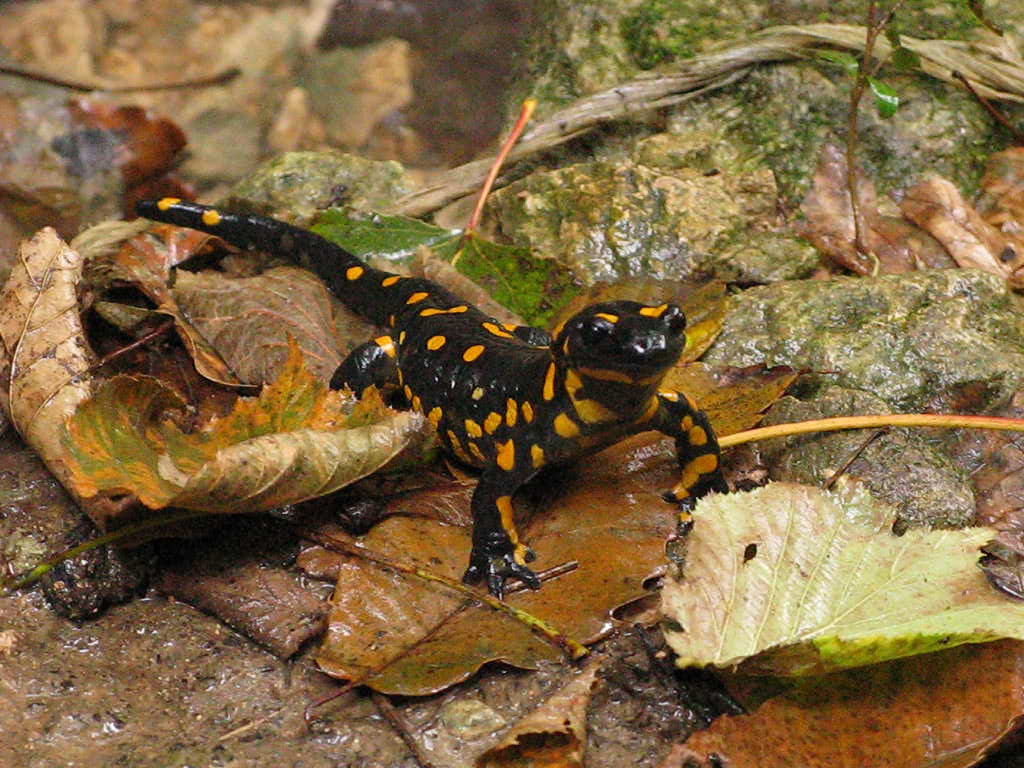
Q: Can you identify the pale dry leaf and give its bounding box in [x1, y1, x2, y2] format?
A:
[900, 176, 1024, 285]
[0, 228, 94, 493]
[662, 482, 1024, 674]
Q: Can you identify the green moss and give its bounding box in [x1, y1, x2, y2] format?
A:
[619, 0, 737, 69]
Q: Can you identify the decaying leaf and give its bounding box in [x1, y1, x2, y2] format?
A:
[79, 222, 241, 386]
[0, 228, 95, 493]
[901, 175, 1024, 286]
[664, 363, 797, 438]
[477, 657, 601, 768]
[799, 144, 952, 275]
[64, 341, 423, 528]
[316, 432, 688, 695]
[662, 482, 1024, 675]
[673, 640, 1024, 768]
[172, 266, 346, 385]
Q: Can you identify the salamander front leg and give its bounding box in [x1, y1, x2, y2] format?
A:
[462, 468, 540, 599]
[329, 336, 399, 395]
[649, 391, 729, 529]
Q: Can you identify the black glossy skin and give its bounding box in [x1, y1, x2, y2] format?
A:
[136, 199, 729, 598]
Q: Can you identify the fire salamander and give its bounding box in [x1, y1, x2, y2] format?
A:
[136, 199, 729, 598]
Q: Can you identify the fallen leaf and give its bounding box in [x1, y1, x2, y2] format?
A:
[799, 144, 952, 274]
[901, 175, 1024, 286]
[976, 147, 1024, 238]
[64, 341, 423, 528]
[0, 229, 95, 494]
[661, 482, 1024, 674]
[316, 432, 687, 695]
[477, 656, 601, 768]
[671, 640, 1024, 768]
[172, 266, 345, 384]
[664, 363, 797, 437]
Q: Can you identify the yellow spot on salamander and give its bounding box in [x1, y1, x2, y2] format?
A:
[427, 335, 446, 351]
[531, 444, 545, 467]
[157, 197, 180, 210]
[689, 426, 708, 446]
[382, 275, 401, 287]
[403, 385, 413, 400]
[554, 413, 580, 439]
[659, 390, 680, 402]
[422, 305, 470, 317]
[690, 453, 718, 474]
[506, 399, 518, 427]
[389, 314, 396, 327]
[682, 416, 694, 430]
[595, 312, 619, 323]
[565, 369, 583, 397]
[463, 345, 485, 362]
[484, 412, 502, 434]
[496, 495, 518, 542]
[573, 398, 616, 424]
[346, 266, 364, 281]
[412, 395, 422, 412]
[471, 387, 485, 400]
[468, 442, 487, 463]
[639, 304, 668, 318]
[201, 209, 222, 226]
[578, 366, 636, 384]
[465, 419, 483, 438]
[482, 322, 514, 339]
[428, 407, 442, 426]
[407, 292, 429, 304]
[543, 362, 557, 401]
[521, 402, 534, 423]
[375, 336, 396, 358]
[496, 440, 516, 470]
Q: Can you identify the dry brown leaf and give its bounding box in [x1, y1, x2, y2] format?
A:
[799, 144, 952, 274]
[901, 175, 1024, 286]
[977, 147, 1024, 238]
[670, 640, 1024, 768]
[172, 266, 344, 384]
[316, 432, 687, 695]
[477, 656, 602, 768]
[0, 229, 95, 494]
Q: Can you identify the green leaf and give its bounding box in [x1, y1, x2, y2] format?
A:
[311, 208, 576, 326]
[868, 76, 900, 118]
[661, 482, 1024, 675]
[816, 50, 859, 77]
[311, 209, 456, 264]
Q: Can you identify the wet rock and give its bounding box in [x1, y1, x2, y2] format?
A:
[760, 387, 976, 528]
[225, 151, 412, 223]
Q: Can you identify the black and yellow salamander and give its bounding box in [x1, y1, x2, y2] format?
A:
[136, 199, 729, 598]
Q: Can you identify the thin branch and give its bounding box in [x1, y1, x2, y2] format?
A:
[0, 64, 241, 92]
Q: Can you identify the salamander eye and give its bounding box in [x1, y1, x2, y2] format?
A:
[579, 317, 615, 346]
[663, 305, 686, 336]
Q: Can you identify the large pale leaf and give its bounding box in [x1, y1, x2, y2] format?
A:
[662, 482, 1024, 674]
[64, 343, 423, 522]
[0, 229, 94, 493]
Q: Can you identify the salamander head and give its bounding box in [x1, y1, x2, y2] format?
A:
[553, 301, 686, 383]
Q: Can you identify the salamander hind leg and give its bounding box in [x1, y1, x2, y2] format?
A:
[462, 468, 540, 599]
